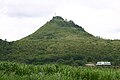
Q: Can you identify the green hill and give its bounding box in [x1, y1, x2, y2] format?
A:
[21, 16, 92, 40]
[0, 16, 120, 66]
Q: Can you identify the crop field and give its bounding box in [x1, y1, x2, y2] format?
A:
[0, 62, 120, 80]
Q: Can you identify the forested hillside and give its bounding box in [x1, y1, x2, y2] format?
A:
[0, 16, 120, 66]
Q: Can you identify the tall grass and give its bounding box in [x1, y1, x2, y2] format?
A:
[0, 62, 120, 80]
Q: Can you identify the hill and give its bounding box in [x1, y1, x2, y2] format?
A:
[0, 16, 120, 66]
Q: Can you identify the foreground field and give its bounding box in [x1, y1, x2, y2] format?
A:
[0, 62, 120, 80]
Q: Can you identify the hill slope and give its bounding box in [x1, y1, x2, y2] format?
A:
[22, 16, 93, 40]
[1, 16, 120, 66]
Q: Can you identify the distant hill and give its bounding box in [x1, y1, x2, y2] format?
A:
[0, 16, 120, 66]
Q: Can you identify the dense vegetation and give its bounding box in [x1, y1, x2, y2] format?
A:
[0, 16, 120, 66]
[0, 61, 120, 80]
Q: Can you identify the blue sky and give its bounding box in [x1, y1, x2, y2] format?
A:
[0, 0, 120, 41]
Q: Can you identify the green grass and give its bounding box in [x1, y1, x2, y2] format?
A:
[0, 61, 120, 80]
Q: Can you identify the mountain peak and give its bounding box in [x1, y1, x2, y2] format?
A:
[52, 16, 64, 21]
[50, 16, 85, 31]
[21, 16, 93, 40]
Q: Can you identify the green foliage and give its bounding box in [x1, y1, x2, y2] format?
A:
[0, 62, 120, 80]
[0, 16, 120, 66]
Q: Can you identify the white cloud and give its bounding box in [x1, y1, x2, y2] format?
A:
[56, 0, 120, 39]
[1, 0, 66, 17]
[0, 0, 120, 41]
[0, 14, 53, 41]
[0, 0, 65, 41]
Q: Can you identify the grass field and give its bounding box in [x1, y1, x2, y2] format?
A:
[0, 62, 120, 80]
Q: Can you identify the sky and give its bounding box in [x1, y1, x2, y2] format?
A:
[0, 0, 120, 41]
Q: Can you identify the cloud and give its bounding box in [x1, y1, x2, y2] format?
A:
[0, 0, 66, 41]
[1, 0, 66, 17]
[56, 0, 120, 39]
[70, 0, 120, 10]
[0, 15, 52, 41]
[0, 0, 120, 41]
